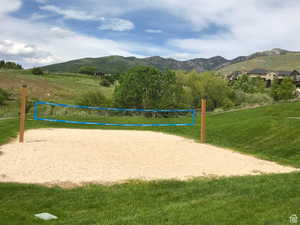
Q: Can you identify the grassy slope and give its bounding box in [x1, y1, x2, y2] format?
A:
[0, 70, 114, 103]
[219, 52, 300, 74]
[41, 56, 147, 74]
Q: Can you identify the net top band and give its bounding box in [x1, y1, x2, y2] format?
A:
[35, 101, 196, 113]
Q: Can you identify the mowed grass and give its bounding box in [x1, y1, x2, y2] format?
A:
[1, 173, 300, 225]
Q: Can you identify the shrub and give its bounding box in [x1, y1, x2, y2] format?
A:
[271, 78, 296, 101]
[244, 93, 273, 105]
[76, 90, 110, 107]
[100, 78, 112, 87]
[231, 75, 266, 93]
[0, 88, 10, 105]
[232, 90, 273, 107]
[79, 66, 97, 75]
[213, 108, 224, 113]
[32, 67, 44, 75]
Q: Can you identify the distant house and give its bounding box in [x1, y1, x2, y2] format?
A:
[248, 68, 300, 84]
[227, 71, 243, 82]
[290, 70, 300, 86]
[273, 70, 300, 87]
[246, 69, 275, 87]
[247, 69, 270, 77]
[227, 68, 300, 88]
[276, 71, 291, 76]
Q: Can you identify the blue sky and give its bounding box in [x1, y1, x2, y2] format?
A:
[1, 0, 300, 68]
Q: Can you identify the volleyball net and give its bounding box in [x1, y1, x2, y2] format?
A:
[34, 101, 196, 127]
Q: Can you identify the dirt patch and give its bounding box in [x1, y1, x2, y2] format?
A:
[0, 128, 297, 187]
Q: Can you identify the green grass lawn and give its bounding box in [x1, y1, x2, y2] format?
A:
[1, 101, 300, 225]
[1, 173, 300, 225]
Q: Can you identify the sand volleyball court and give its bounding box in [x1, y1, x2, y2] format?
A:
[0, 128, 297, 186]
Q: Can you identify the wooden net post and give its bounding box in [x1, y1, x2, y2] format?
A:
[200, 99, 206, 143]
[19, 85, 27, 143]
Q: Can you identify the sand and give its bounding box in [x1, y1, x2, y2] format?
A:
[0, 128, 297, 186]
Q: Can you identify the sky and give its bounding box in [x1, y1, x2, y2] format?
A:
[1, 0, 300, 68]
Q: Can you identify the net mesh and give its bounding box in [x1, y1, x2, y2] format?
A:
[34, 101, 196, 127]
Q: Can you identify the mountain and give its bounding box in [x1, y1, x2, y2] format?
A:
[218, 49, 300, 74]
[40, 55, 230, 74]
[40, 48, 300, 74]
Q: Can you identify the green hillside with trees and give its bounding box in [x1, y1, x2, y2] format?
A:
[218, 52, 300, 74]
[40, 55, 230, 74]
[39, 49, 300, 76]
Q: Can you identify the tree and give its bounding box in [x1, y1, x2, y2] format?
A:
[271, 78, 296, 100]
[186, 71, 235, 110]
[0, 60, 23, 70]
[0, 60, 5, 68]
[79, 66, 97, 75]
[114, 66, 184, 109]
[231, 75, 266, 93]
[32, 67, 44, 75]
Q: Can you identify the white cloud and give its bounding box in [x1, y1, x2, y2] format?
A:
[0, 39, 60, 65]
[49, 27, 73, 38]
[2, 0, 300, 67]
[52, 0, 300, 58]
[0, 0, 21, 17]
[40, 4, 135, 31]
[145, 29, 162, 34]
[0, 15, 144, 67]
[167, 0, 300, 58]
[40, 5, 97, 20]
[0, 40, 35, 55]
[99, 18, 134, 31]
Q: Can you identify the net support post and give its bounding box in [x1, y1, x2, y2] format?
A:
[200, 99, 206, 143]
[19, 85, 27, 143]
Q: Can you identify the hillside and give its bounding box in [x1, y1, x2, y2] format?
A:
[0, 70, 113, 103]
[41, 55, 230, 74]
[40, 48, 300, 74]
[218, 51, 300, 74]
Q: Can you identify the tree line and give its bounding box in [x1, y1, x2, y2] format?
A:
[0, 60, 23, 70]
[77, 66, 298, 112]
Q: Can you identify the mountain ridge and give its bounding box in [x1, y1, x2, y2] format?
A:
[40, 48, 300, 74]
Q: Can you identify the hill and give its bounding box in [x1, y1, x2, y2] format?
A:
[218, 49, 300, 74]
[40, 48, 300, 74]
[0, 69, 114, 118]
[41, 55, 230, 74]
